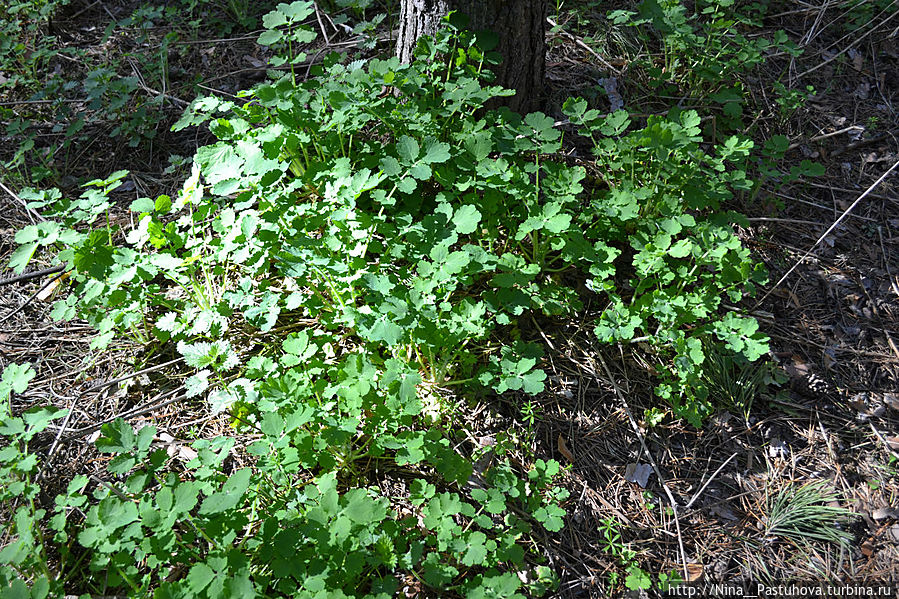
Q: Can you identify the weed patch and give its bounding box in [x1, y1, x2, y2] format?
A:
[0, 1, 798, 595]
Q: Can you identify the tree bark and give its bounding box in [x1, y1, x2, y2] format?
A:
[396, 0, 547, 114]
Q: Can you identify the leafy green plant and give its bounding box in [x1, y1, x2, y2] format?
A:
[5, 5, 783, 593]
[843, 0, 898, 32]
[0, 358, 568, 597]
[772, 81, 815, 121]
[564, 98, 769, 425]
[598, 517, 681, 592]
[608, 0, 801, 127]
[15, 10, 769, 424]
[0, 364, 87, 598]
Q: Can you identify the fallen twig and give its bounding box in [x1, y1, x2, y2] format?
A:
[547, 17, 621, 75]
[754, 157, 899, 309]
[0, 264, 65, 286]
[0, 178, 44, 224]
[0, 271, 68, 324]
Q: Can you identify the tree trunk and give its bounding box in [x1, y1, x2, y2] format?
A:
[396, 0, 547, 114]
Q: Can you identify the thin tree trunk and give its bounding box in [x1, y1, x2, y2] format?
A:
[396, 0, 547, 113]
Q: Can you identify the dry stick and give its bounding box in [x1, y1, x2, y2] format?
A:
[46, 389, 187, 439]
[795, 0, 899, 65]
[775, 193, 879, 223]
[798, 0, 828, 46]
[546, 17, 621, 75]
[38, 400, 76, 481]
[786, 125, 864, 151]
[66, 0, 102, 20]
[747, 217, 835, 226]
[172, 34, 262, 45]
[312, 2, 331, 45]
[801, 180, 895, 203]
[830, 132, 890, 157]
[797, 3, 899, 78]
[0, 98, 83, 107]
[591, 353, 689, 582]
[0, 264, 65, 286]
[753, 157, 899, 310]
[684, 453, 738, 510]
[129, 60, 189, 107]
[0, 178, 44, 224]
[868, 421, 899, 461]
[89, 357, 184, 391]
[0, 271, 67, 324]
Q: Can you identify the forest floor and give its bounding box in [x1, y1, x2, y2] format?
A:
[1, 0, 898, 597]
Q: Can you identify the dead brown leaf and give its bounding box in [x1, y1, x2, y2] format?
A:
[861, 537, 876, 558]
[685, 562, 704, 582]
[557, 434, 574, 463]
[37, 271, 68, 302]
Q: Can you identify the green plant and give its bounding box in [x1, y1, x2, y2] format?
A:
[0, 363, 88, 598]
[0, 0, 72, 181]
[772, 81, 815, 120]
[16, 11, 769, 424]
[608, 0, 801, 128]
[0, 358, 568, 597]
[762, 483, 855, 547]
[5, 6, 783, 593]
[0, 0, 68, 92]
[564, 99, 769, 425]
[2, 14, 581, 596]
[598, 517, 681, 592]
[844, 0, 899, 32]
[702, 342, 783, 422]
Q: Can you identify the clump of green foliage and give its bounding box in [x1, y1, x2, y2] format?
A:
[0, 0, 281, 184]
[1, 361, 564, 597]
[609, 0, 802, 128]
[2, 0, 782, 595]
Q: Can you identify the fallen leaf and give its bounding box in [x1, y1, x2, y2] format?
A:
[771, 288, 801, 308]
[823, 346, 838, 370]
[784, 355, 810, 379]
[849, 48, 864, 71]
[871, 507, 899, 521]
[557, 434, 574, 463]
[624, 462, 652, 488]
[889, 525, 899, 543]
[886, 437, 899, 451]
[861, 537, 876, 558]
[244, 55, 266, 68]
[685, 562, 704, 582]
[177, 445, 198, 461]
[708, 503, 739, 521]
[37, 271, 68, 302]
